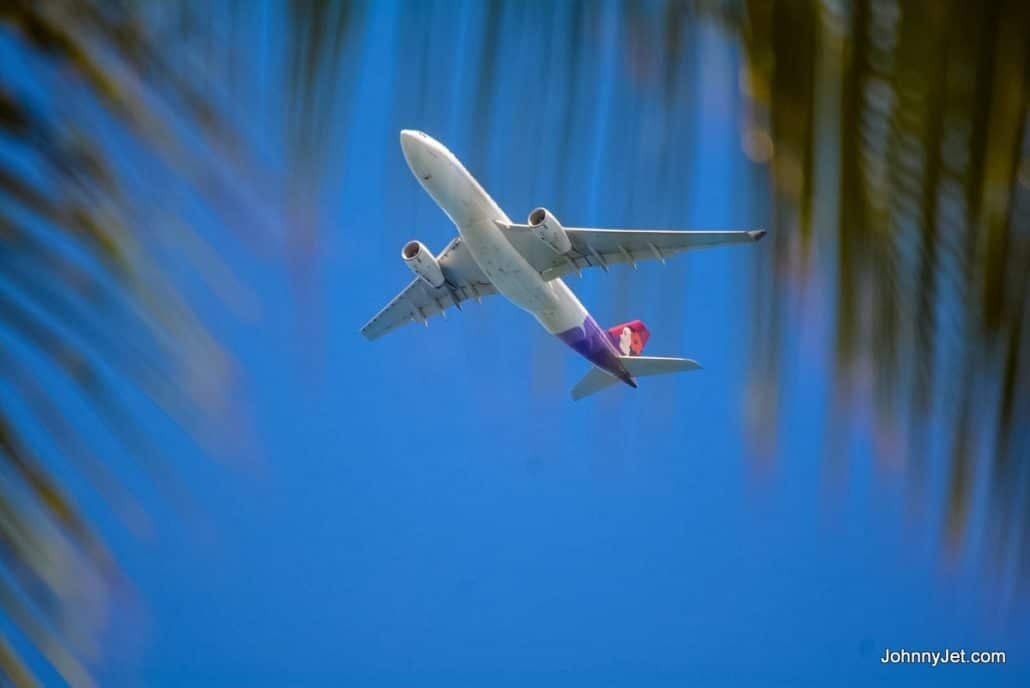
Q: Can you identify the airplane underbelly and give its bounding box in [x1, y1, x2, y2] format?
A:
[417, 151, 587, 335]
[460, 220, 545, 306]
[458, 220, 586, 333]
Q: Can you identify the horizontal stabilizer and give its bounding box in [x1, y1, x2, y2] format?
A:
[571, 367, 622, 401]
[620, 355, 701, 377]
[570, 355, 701, 400]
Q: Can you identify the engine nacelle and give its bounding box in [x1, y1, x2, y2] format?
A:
[401, 240, 445, 287]
[527, 207, 572, 254]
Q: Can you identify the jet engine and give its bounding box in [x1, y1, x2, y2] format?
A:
[401, 240, 445, 287]
[527, 207, 572, 254]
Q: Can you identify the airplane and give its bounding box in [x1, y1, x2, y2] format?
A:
[361, 130, 766, 400]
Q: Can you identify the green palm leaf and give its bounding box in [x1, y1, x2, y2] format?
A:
[1, 1, 256, 684]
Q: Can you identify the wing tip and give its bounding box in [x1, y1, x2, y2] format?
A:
[360, 321, 382, 340]
[749, 229, 767, 241]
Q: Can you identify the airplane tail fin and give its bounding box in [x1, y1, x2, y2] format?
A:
[570, 355, 701, 400]
[607, 320, 650, 356]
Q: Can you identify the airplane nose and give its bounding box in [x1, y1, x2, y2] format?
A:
[400, 129, 440, 179]
[400, 129, 422, 165]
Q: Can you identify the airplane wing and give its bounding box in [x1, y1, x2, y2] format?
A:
[361, 237, 497, 340]
[497, 223, 766, 280]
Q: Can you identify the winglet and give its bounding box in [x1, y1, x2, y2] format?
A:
[749, 229, 767, 241]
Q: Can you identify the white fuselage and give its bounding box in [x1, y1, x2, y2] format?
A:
[399, 130, 587, 335]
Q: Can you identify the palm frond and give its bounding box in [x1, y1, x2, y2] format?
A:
[730, 0, 1030, 595]
[1, 1, 259, 684]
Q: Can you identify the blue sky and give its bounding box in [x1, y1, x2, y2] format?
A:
[49, 1, 1028, 685]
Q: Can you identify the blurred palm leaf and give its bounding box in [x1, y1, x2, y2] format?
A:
[0, 1, 259, 684]
[728, 0, 1030, 592]
[0, 0, 366, 682]
[1, 0, 1026, 683]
